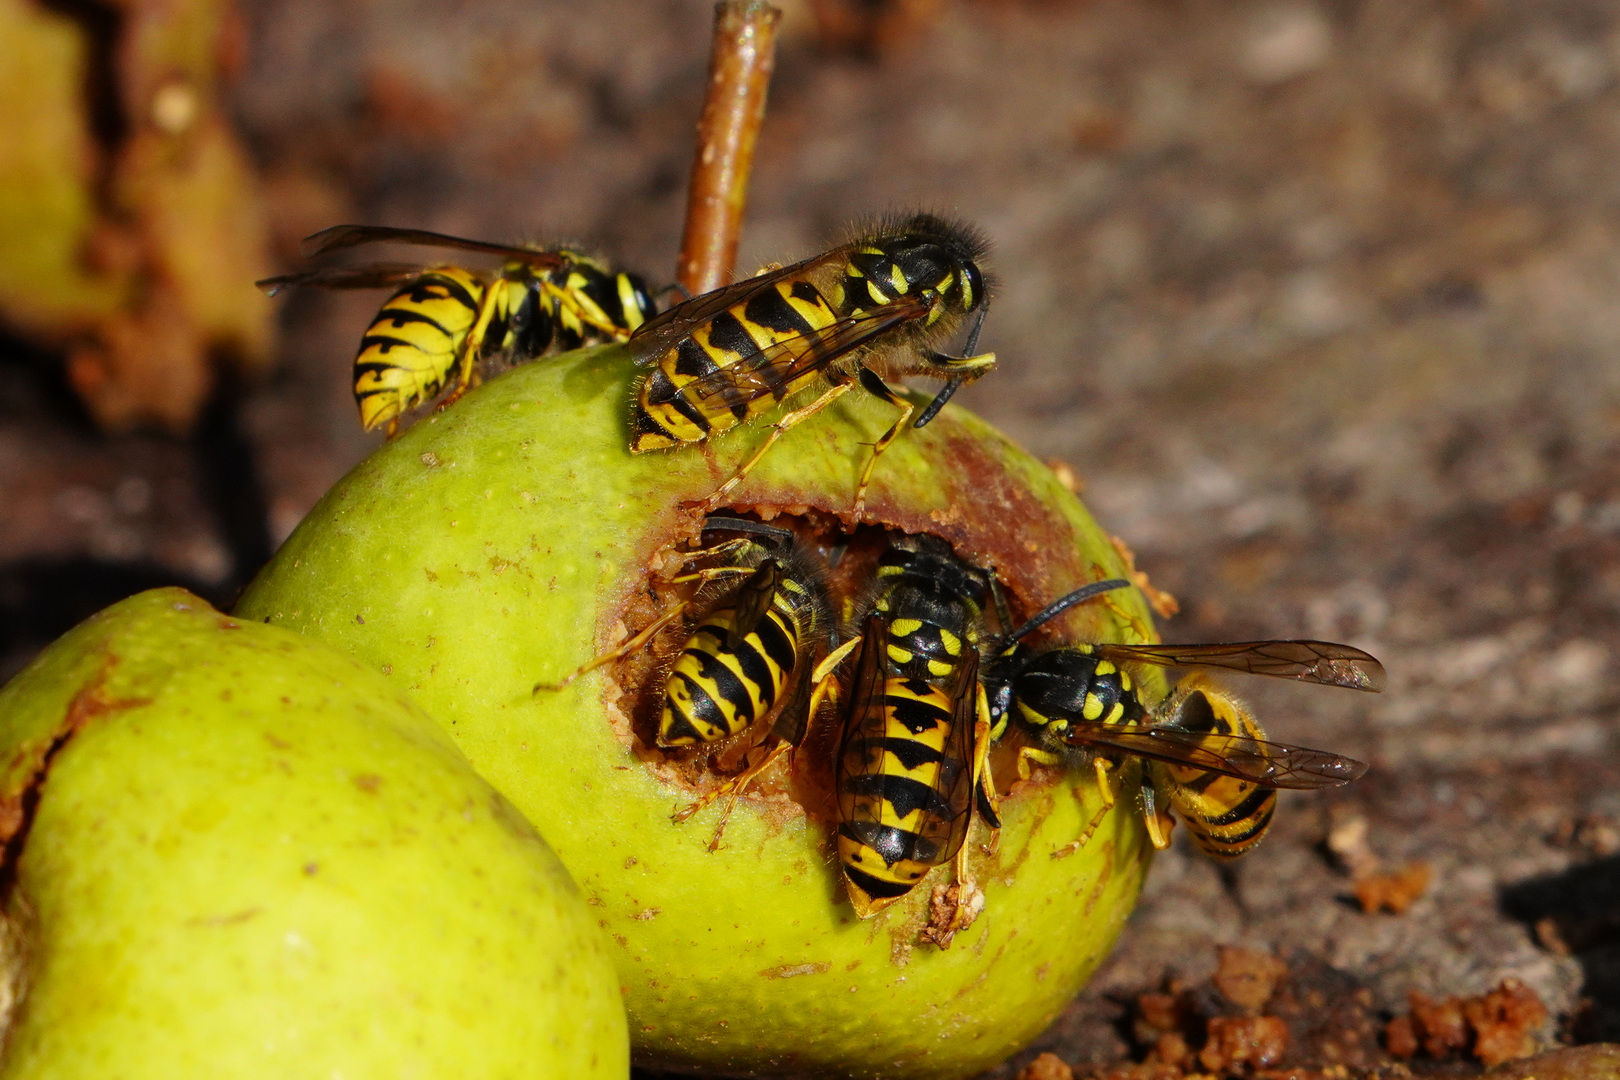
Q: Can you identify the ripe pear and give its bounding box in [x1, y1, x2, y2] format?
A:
[237, 345, 1162, 1079]
[0, 588, 628, 1079]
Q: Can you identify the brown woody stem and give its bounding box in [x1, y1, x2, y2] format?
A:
[676, 0, 781, 296]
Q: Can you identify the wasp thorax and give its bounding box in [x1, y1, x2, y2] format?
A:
[1015, 649, 1143, 740]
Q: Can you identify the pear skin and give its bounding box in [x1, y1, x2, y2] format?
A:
[0, 588, 628, 1079]
[238, 345, 1160, 1079]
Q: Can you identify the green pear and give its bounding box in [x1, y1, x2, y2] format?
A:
[236, 345, 1162, 1078]
[0, 588, 628, 1079]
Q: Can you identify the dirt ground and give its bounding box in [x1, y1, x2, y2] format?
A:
[2, 0, 1617, 1076]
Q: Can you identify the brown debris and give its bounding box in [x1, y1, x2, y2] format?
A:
[918, 878, 984, 949]
[1213, 946, 1289, 1014]
[1325, 815, 1433, 916]
[1549, 815, 1620, 858]
[1467, 979, 1551, 1067]
[1385, 978, 1549, 1067]
[1127, 974, 1291, 1077]
[1132, 988, 1195, 1047]
[1352, 863, 1433, 915]
[1047, 458, 1086, 494]
[1020, 1051, 1076, 1080]
[1199, 1015, 1290, 1073]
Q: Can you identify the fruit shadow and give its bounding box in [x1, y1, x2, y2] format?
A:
[1499, 854, 1620, 1041]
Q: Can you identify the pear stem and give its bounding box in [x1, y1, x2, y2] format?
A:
[676, 0, 781, 296]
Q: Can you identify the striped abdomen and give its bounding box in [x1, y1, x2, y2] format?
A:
[658, 563, 810, 747]
[353, 269, 508, 431]
[1153, 688, 1276, 859]
[631, 279, 840, 450]
[836, 672, 969, 913]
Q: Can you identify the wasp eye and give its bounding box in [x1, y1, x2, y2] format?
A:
[960, 262, 985, 312]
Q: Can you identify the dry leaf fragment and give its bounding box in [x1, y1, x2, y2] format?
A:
[1213, 945, 1289, 1013]
[1110, 534, 1180, 619]
[1352, 862, 1432, 914]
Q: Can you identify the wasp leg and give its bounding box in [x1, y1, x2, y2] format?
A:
[532, 599, 694, 693]
[850, 368, 916, 522]
[1053, 757, 1119, 860]
[1140, 779, 1177, 850]
[971, 684, 1003, 855]
[696, 382, 857, 514]
[661, 563, 753, 587]
[384, 418, 401, 440]
[647, 528, 776, 591]
[1015, 744, 1063, 782]
[1098, 590, 1154, 643]
[669, 738, 792, 849]
[533, 557, 768, 694]
[674, 638, 858, 848]
[435, 282, 504, 413]
[971, 683, 1001, 826]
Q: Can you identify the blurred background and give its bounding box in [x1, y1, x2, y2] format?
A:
[2, 0, 1616, 1074]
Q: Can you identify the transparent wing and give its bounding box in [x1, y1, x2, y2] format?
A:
[683, 294, 930, 405]
[914, 647, 979, 866]
[300, 224, 565, 268]
[835, 615, 893, 828]
[1093, 640, 1386, 692]
[627, 248, 852, 366]
[1066, 724, 1368, 789]
[720, 560, 783, 651]
[255, 263, 430, 296]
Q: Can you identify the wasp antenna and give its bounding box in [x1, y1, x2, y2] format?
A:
[701, 515, 795, 544]
[1002, 578, 1133, 646]
[914, 379, 962, 429]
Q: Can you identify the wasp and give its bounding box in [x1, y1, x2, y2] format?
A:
[834, 533, 1002, 935]
[627, 213, 994, 517]
[258, 225, 656, 435]
[538, 516, 850, 849]
[982, 581, 1383, 859]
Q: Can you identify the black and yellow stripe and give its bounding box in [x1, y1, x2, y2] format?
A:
[658, 561, 819, 748]
[626, 215, 995, 519]
[258, 226, 654, 434]
[836, 535, 994, 917]
[1151, 683, 1276, 859]
[838, 669, 973, 910]
[354, 255, 652, 432]
[353, 269, 514, 430]
[983, 582, 1376, 862]
[633, 279, 842, 448]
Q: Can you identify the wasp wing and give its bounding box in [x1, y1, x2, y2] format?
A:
[1067, 724, 1368, 789]
[835, 615, 893, 831]
[1092, 640, 1385, 692]
[301, 224, 566, 267]
[255, 263, 431, 296]
[684, 294, 931, 405]
[912, 646, 980, 867]
[720, 560, 784, 652]
[627, 248, 852, 366]
[836, 621, 978, 868]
